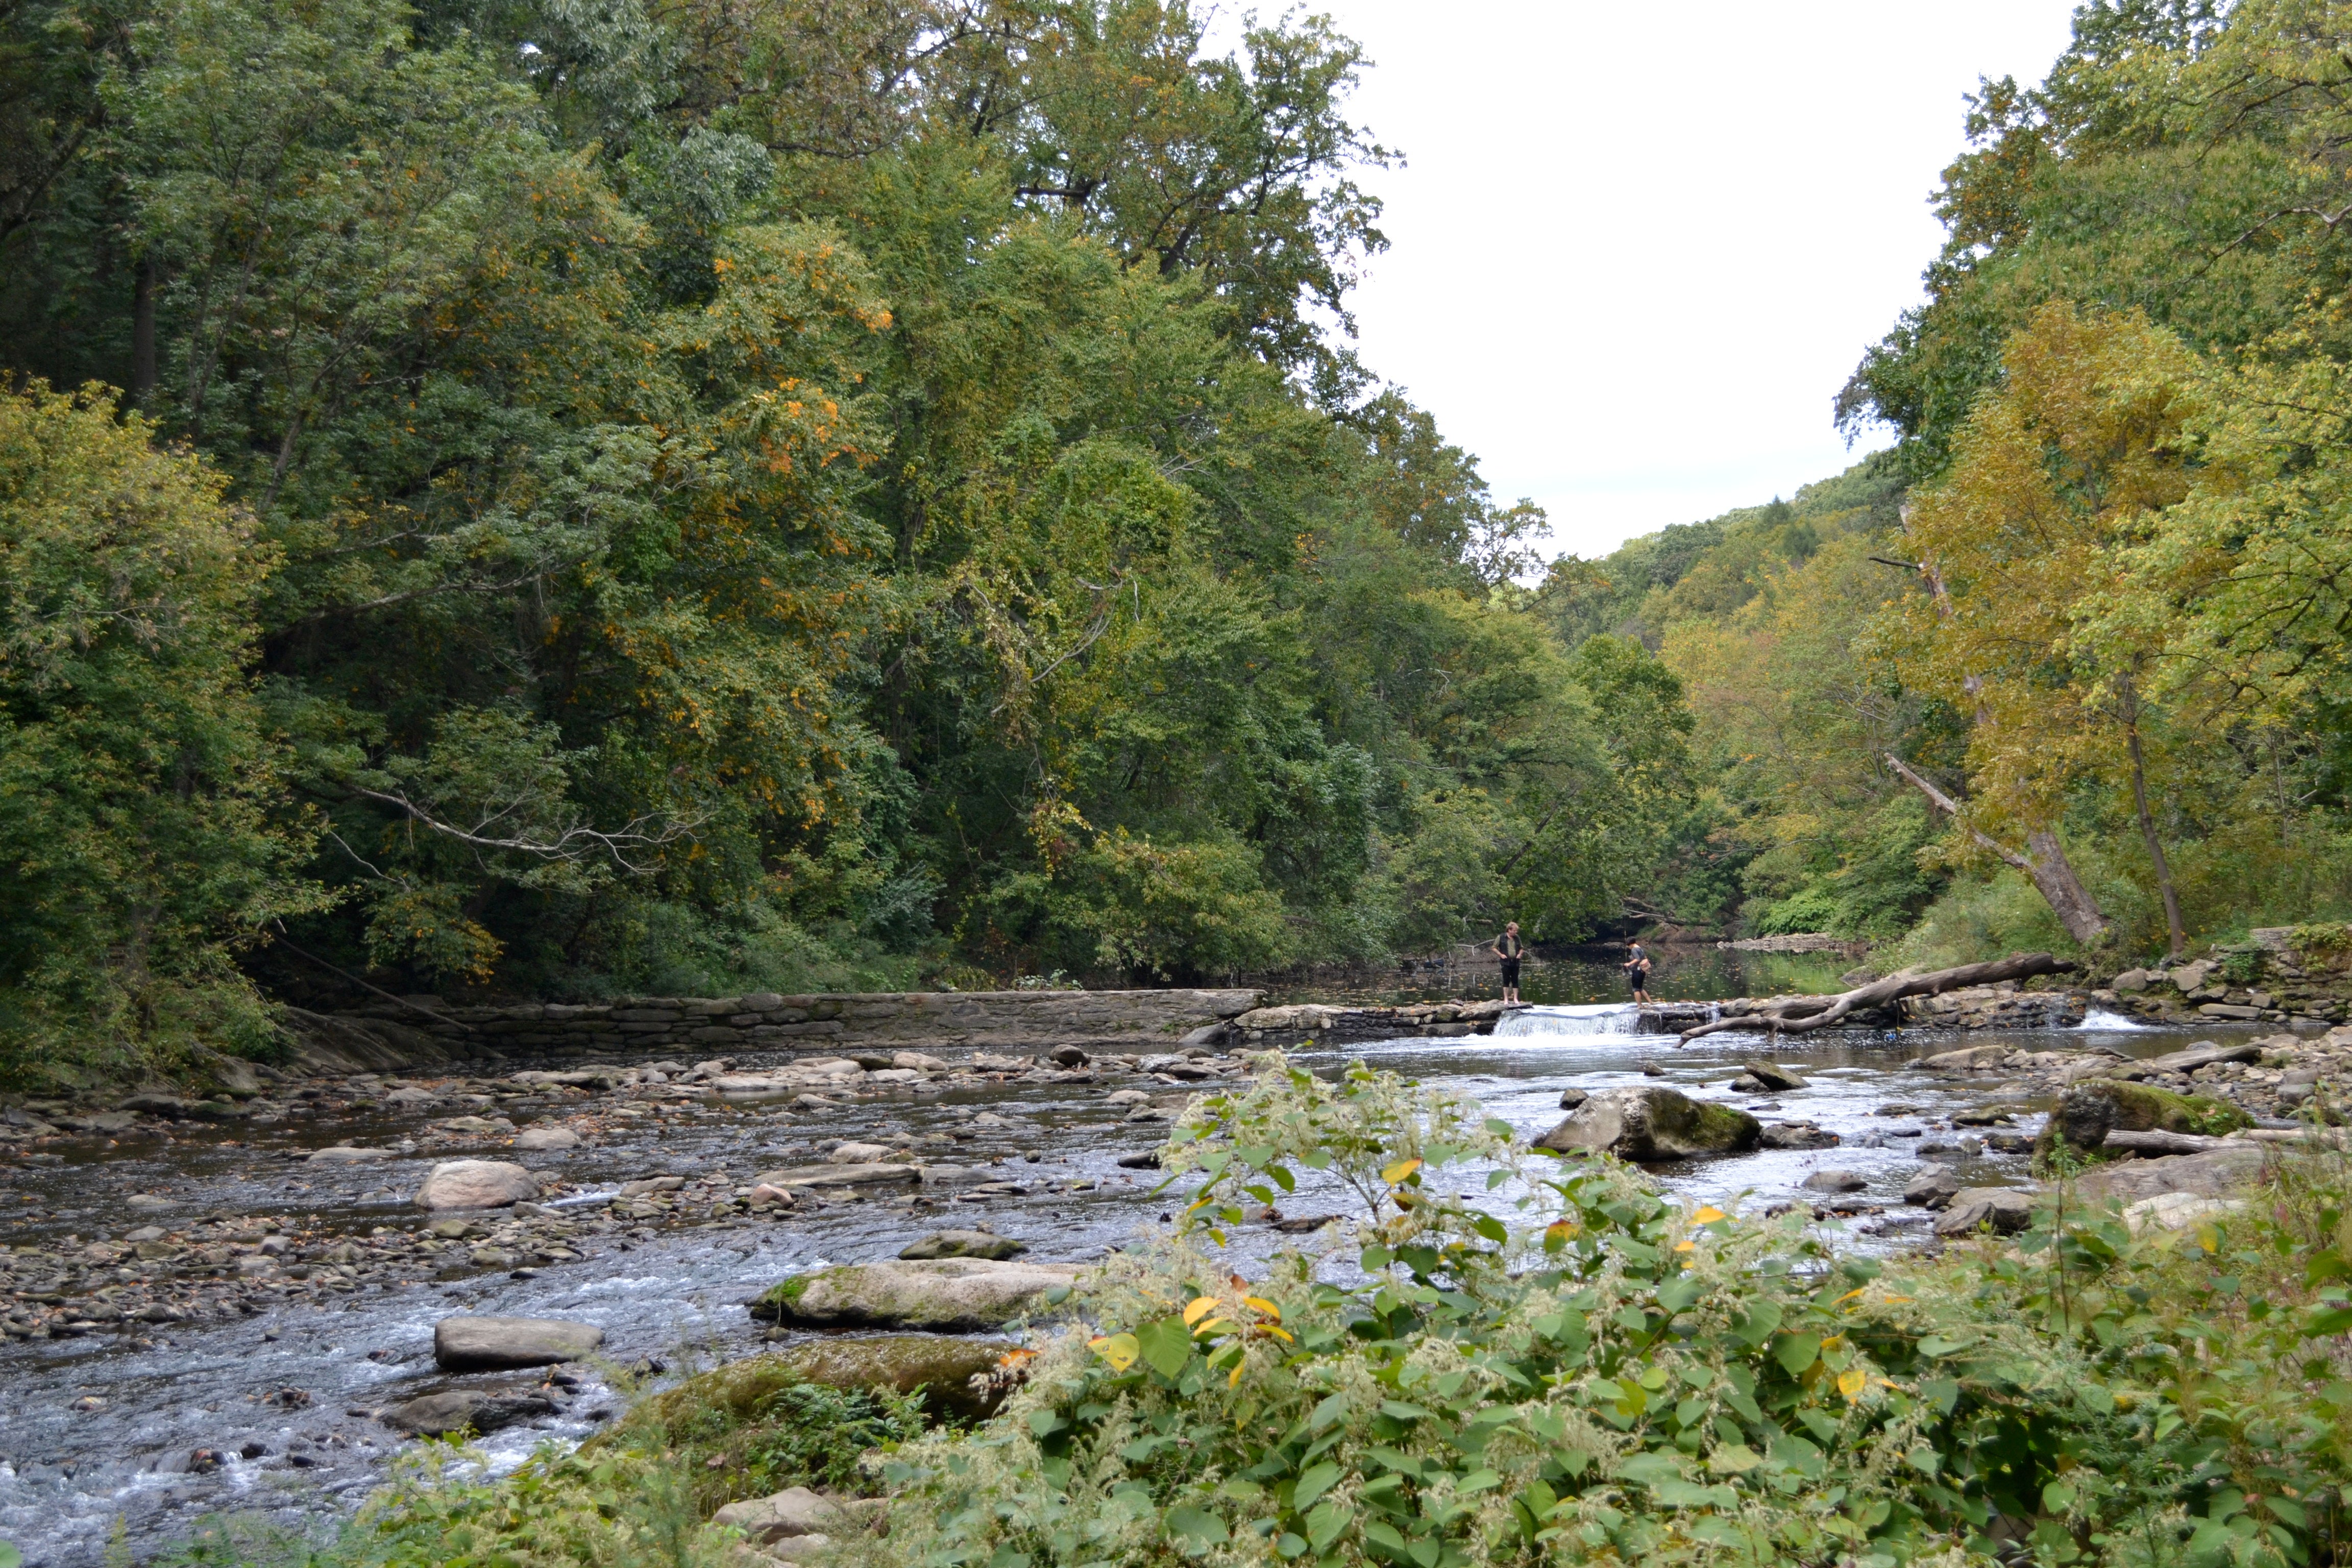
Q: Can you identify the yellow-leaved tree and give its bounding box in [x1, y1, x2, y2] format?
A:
[1886, 302, 2206, 953]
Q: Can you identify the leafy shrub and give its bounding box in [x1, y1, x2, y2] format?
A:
[860, 1057, 2352, 1568]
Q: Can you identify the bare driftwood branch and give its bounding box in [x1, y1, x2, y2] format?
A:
[1677, 950, 2079, 1043]
[351, 787, 698, 873]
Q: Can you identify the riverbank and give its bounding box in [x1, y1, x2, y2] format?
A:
[0, 992, 2323, 1563]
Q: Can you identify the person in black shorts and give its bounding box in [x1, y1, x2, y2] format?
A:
[1625, 941, 1653, 1004]
[1491, 921, 1524, 1004]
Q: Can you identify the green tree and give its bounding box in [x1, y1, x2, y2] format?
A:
[0, 383, 324, 1088]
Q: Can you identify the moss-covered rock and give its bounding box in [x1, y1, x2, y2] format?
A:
[620, 1336, 1018, 1430]
[752, 1258, 1081, 1332]
[2036, 1080, 2253, 1168]
[1533, 1086, 1760, 1161]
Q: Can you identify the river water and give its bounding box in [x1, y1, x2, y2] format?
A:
[0, 958, 2259, 1566]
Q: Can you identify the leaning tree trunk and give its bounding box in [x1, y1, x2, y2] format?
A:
[1676, 950, 2080, 1043]
[1884, 755, 2110, 947]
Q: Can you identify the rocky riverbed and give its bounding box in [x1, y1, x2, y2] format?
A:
[0, 1000, 2331, 1565]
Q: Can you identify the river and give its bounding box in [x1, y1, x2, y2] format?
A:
[0, 954, 2258, 1566]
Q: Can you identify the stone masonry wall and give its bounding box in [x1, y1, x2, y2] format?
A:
[2106, 926, 2352, 1026]
[337, 988, 1264, 1060]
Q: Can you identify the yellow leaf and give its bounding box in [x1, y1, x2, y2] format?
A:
[1692, 1206, 1727, 1224]
[1243, 1296, 1281, 1320]
[1260, 1325, 1294, 1343]
[1835, 1288, 1866, 1305]
[1382, 1158, 1424, 1185]
[1674, 1239, 1697, 1253]
[1196, 1317, 1232, 1337]
[1543, 1219, 1579, 1250]
[1090, 1333, 1139, 1373]
[1184, 1296, 1219, 1327]
[1837, 1369, 1867, 1400]
[2197, 1224, 2219, 1255]
[1229, 1361, 1245, 1387]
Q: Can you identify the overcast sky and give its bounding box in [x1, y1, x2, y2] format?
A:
[1287, 1, 2081, 561]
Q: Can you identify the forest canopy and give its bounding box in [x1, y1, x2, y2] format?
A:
[0, 0, 1720, 1084]
[13, 0, 2352, 1087]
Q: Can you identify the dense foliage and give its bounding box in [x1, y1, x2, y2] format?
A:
[1540, 0, 2352, 964]
[0, 0, 1721, 1084]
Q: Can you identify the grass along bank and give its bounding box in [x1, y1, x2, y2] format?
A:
[146, 1055, 2352, 1568]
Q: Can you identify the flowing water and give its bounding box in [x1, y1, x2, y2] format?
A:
[0, 967, 2269, 1566]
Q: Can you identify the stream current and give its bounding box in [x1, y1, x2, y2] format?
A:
[0, 967, 2268, 1566]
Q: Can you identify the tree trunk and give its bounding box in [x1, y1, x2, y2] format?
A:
[1885, 754, 2110, 947]
[132, 256, 157, 403]
[2118, 675, 2186, 958]
[1677, 950, 2080, 1043]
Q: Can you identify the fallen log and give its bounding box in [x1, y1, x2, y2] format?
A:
[2139, 1043, 2262, 1076]
[1678, 952, 2081, 1044]
[2098, 1129, 2231, 1156]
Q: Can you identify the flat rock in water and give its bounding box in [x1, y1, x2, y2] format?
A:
[752, 1163, 920, 1188]
[1115, 1150, 1161, 1169]
[381, 1388, 557, 1437]
[1903, 1165, 1961, 1210]
[1758, 1121, 1839, 1149]
[1800, 1169, 1866, 1192]
[1533, 1087, 1760, 1161]
[755, 1258, 1081, 1332]
[1933, 1187, 2036, 1237]
[899, 1229, 1027, 1261]
[1556, 1087, 1588, 1111]
[2071, 1144, 2268, 1206]
[826, 1142, 895, 1163]
[516, 1126, 579, 1150]
[413, 1159, 541, 1210]
[1742, 1062, 1808, 1091]
[307, 1145, 394, 1164]
[433, 1315, 604, 1371]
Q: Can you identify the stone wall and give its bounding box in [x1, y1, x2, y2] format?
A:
[327, 988, 1263, 1063]
[2107, 926, 2352, 1026]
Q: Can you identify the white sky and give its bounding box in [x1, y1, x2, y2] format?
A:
[1287, 0, 2082, 561]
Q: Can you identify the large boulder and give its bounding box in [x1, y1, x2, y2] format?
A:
[413, 1159, 541, 1210]
[1902, 1165, 1962, 1210]
[2036, 1081, 2252, 1167]
[1934, 1187, 2036, 1237]
[516, 1125, 579, 1151]
[1741, 1062, 1808, 1091]
[622, 1336, 1019, 1426]
[2070, 1144, 2269, 1207]
[753, 1258, 1080, 1332]
[712, 1487, 881, 1545]
[380, 1387, 557, 1437]
[1533, 1087, 1759, 1162]
[433, 1315, 604, 1372]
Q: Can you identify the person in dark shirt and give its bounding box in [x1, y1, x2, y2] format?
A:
[1491, 922, 1524, 1004]
[1625, 941, 1654, 1004]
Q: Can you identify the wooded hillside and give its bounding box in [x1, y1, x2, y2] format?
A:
[0, 0, 1730, 1085]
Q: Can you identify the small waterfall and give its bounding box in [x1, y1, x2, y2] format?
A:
[1493, 1003, 1646, 1037]
[2077, 1007, 2149, 1031]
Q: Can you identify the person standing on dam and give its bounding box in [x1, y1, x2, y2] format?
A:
[1624, 941, 1654, 1004]
[1491, 922, 1524, 1004]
